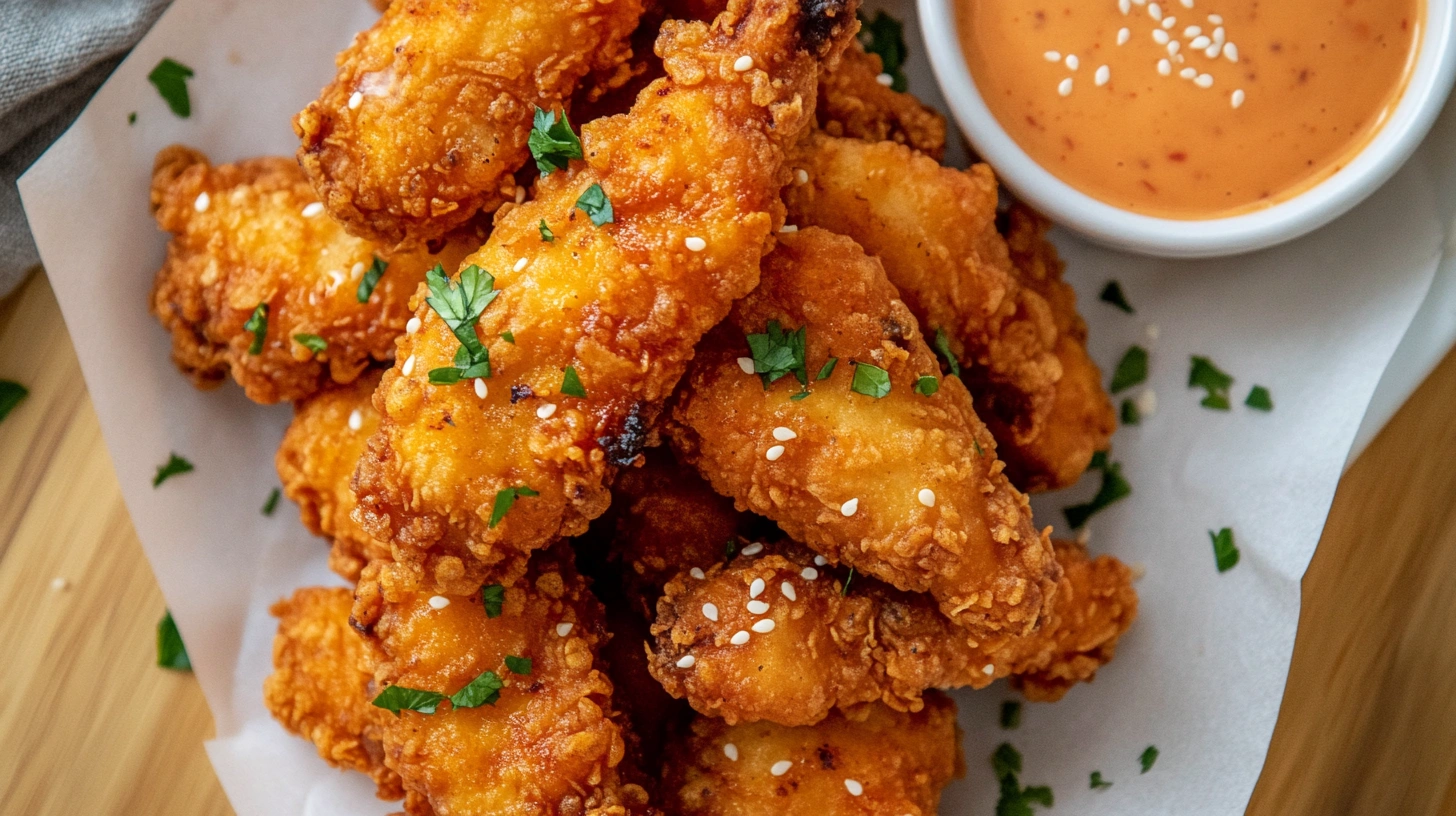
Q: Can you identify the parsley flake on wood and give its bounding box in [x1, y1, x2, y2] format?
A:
[489, 485, 540, 528]
[261, 487, 281, 516]
[156, 609, 191, 671]
[1063, 451, 1131, 529]
[1110, 345, 1148, 393]
[575, 183, 614, 226]
[858, 10, 908, 92]
[1210, 527, 1240, 572]
[991, 743, 1054, 816]
[1090, 771, 1112, 790]
[1000, 700, 1021, 729]
[0, 380, 28, 423]
[539, 220, 555, 243]
[1189, 356, 1234, 410]
[128, 111, 137, 125]
[914, 375, 939, 396]
[244, 303, 269, 355]
[932, 328, 962, 377]
[450, 669, 504, 709]
[850, 362, 891, 398]
[505, 655, 533, 675]
[561, 365, 587, 398]
[1246, 385, 1274, 411]
[746, 321, 809, 388]
[148, 58, 194, 118]
[358, 256, 387, 302]
[153, 453, 194, 487]
[1139, 745, 1159, 773]
[1120, 398, 1140, 425]
[293, 333, 327, 355]
[481, 584, 505, 618]
[1099, 281, 1135, 313]
[372, 685, 446, 716]
[425, 264, 497, 384]
[527, 107, 583, 175]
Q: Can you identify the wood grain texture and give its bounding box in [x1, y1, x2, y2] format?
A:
[0, 267, 1453, 815]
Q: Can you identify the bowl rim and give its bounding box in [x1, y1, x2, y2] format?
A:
[917, 0, 1456, 258]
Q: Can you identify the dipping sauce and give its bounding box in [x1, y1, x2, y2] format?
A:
[959, 0, 1422, 218]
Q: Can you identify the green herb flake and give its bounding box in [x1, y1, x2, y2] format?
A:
[261, 487, 281, 516]
[1189, 355, 1234, 410]
[450, 669, 504, 709]
[372, 685, 446, 717]
[1210, 527, 1240, 573]
[489, 485, 540, 529]
[1246, 385, 1274, 411]
[0, 380, 29, 424]
[1090, 771, 1112, 790]
[850, 362, 891, 399]
[816, 357, 838, 380]
[501, 331, 516, 344]
[358, 256, 387, 303]
[528, 107, 583, 175]
[932, 328, 962, 377]
[1120, 398, 1140, 425]
[1139, 745, 1159, 773]
[293, 333, 327, 355]
[992, 743, 1023, 779]
[505, 655, 533, 675]
[725, 539, 739, 560]
[991, 743, 1054, 816]
[858, 10, 908, 92]
[152, 453, 195, 488]
[425, 264, 497, 384]
[789, 390, 812, 402]
[1063, 451, 1131, 529]
[156, 609, 192, 671]
[841, 567, 856, 596]
[539, 220, 555, 243]
[561, 365, 587, 398]
[1099, 281, 1135, 313]
[128, 111, 137, 125]
[914, 375, 939, 396]
[244, 302, 269, 355]
[481, 584, 505, 618]
[575, 183, 614, 226]
[148, 58, 194, 118]
[1000, 700, 1022, 730]
[745, 320, 809, 389]
[1110, 345, 1148, 393]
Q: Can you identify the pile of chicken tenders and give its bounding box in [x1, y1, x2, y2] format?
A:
[147, 0, 1136, 811]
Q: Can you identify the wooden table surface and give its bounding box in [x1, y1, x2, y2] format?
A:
[2, 266, 1454, 815]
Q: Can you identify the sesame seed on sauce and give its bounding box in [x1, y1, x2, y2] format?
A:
[474, 379, 487, 398]
[1189, 35, 1211, 49]
[703, 602, 719, 621]
[676, 654, 696, 668]
[1224, 42, 1239, 61]
[1161, 15, 1176, 29]
[1231, 88, 1246, 108]
[765, 445, 786, 461]
[193, 192, 210, 212]
[781, 582, 797, 601]
[1118, 0, 1130, 13]
[982, 663, 995, 675]
[514, 187, 526, 204]
[1180, 0, 1194, 6]
[724, 743, 739, 761]
[875, 73, 894, 86]
[557, 622, 574, 637]
[779, 224, 799, 233]
[770, 760, 792, 776]
[1184, 25, 1201, 36]
[795, 169, 810, 185]
[1057, 78, 1073, 97]
[844, 779, 864, 796]
[348, 409, 363, 431]
[537, 403, 557, 419]
[772, 426, 797, 441]
[1116, 27, 1130, 44]
[1043, 50, 1061, 62]
[741, 542, 764, 556]
[691, 567, 707, 579]
[814, 555, 828, 566]
[428, 595, 450, 609]
[737, 357, 756, 375]
[801, 567, 819, 580]
[1152, 28, 1169, 44]
[1194, 73, 1214, 88]
[406, 316, 422, 334]
[752, 619, 775, 633]
[1064, 54, 1079, 70]
[1095, 65, 1110, 86]
[686, 236, 707, 252]
[402, 354, 416, 376]
[733, 55, 754, 72]
[917, 488, 936, 507]
[302, 202, 324, 218]
[1148, 2, 1162, 20]
[351, 261, 365, 280]
[1158, 58, 1172, 75]
[747, 600, 770, 614]
[1180, 67, 1197, 79]
[730, 630, 751, 645]
[513, 257, 528, 272]
[749, 578, 765, 598]
[1208, 13, 1223, 23]
[348, 91, 363, 109]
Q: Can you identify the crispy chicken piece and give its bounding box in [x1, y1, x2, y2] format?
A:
[276, 369, 389, 581]
[814, 42, 946, 160]
[263, 587, 402, 801]
[148, 146, 475, 404]
[783, 134, 1064, 448]
[351, 0, 862, 609]
[294, 0, 646, 247]
[667, 227, 1058, 638]
[663, 694, 962, 815]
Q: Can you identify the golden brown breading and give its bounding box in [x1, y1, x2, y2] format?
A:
[148, 146, 475, 404]
[350, 0, 863, 609]
[275, 369, 389, 581]
[814, 42, 946, 160]
[663, 694, 962, 815]
[667, 227, 1058, 639]
[783, 134, 1064, 446]
[294, 0, 646, 247]
[263, 587, 402, 801]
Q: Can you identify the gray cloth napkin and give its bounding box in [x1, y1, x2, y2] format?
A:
[0, 0, 172, 299]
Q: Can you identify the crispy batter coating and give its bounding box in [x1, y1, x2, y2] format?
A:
[350, 0, 863, 609]
[663, 694, 962, 815]
[148, 146, 475, 404]
[783, 134, 1064, 446]
[276, 369, 389, 581]
[814, 42, 946, 160]
[263, 587, 402, 800]
[668, 227, 1058, 638]
[294, 0, 646, 247]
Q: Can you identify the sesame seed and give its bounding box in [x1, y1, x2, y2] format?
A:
[1158, 58, 1172, 75]
[1212, 26, 1226, 42]
[1231, 88, 1246, 108]
[1184, 25, 1201, 36]
[1148, 2, 1162, 20]
[537, 403, 557, 419]
[302, 202, 324, 217]
[1205, 43, 1221, 58]
[402, 354, 416, 376]
[844, 779, 864, 796]
[691, 567, 707, 580]
[1162, 16, 1176, 28]
[917, 488, 936, 507]
[348, 409, 363, 431]
[1117, 27, 1130, 44]
[326, 269, 346, 293]
[557, 622, 574, 637]
[749, 578, 765, 598]
[724, 743, 739, 761]
[513, 257, 528, 272]
[676, 654, 696, 668]
[1224, 42, 1239, 61]
[1167, 40, 1181, 55]
[738, 357, 756, 374]
[733, 55, 754, 72]
[779, 224, 799, 233]
[1207, 13, 1222, 22]
[1057, 78, 1073, 97]
[814, 555, 828, 566]
[741, 542, 764, 556]
[801, 567, 819, 580]
[50, 577, 69, 591]
[982, 663, 995, 675]
[686, 236, 707, 252]
[351, 261, 365, 280]
[795, 169, 809, 185]
[193, 192, 210, 212]
[348, 91, 363, 109]
[1136, 388, 1159, 417]
[773, 426, 797, 441]
[1118, 0, 1130, 12]
[406, 316, 421, 334]
[1044, 50, 1062, 62]
[770, 760, 792, 776]
[747, 600, 769, 614]
[840, 498, 859, 516]
[1189, 35, 1211, 49]
[765, 445, 786, 461]
[514, 187, 526, 204]
[1064, 54, 1079, 70]
[1152, 28, 1169, 44]
[875, 73, 893, 86]
[474, 378, 487, 398]
[1195, 73, 1214, 88]
[752, 619, 775, 633]
[1095, 65, 1110, 86]
[1180, 0, 1193, 6]
[730, 630, 750, 645]
[1146, 323, 1161, 340]
[428, 595, 450, 609]
[703, 602, 719, 621]
[781, 582, 797, 601]
[1180, 67, 1197, 79]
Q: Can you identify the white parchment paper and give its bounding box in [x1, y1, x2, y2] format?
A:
[17, 0, 1456, 812]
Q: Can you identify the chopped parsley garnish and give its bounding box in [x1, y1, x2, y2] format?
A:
[746, 321, 808, 388]
[1063, 451, 1131, 529]
[293, 333, 327, 354]
[932, 328, 962, 378]
[1099, 281, 1135, 313]
[840, 567, 856, 596]
[148, 58, 194, 118]
[1189, 355, 1234, 410]
[1210, 527, 1240, 572]
[1090, 771, 1112, 790]
[974, 437, 984, 456]
[1139, 745, 1159, 773]
[575, 183, 614, 226]
[501, 331, 516, 344]
[816, 357, 838, 380]
[0, 380, 28, 423]
[261, 487, 281, 516]
[425, 264, 497, 384]
[914, 375, 939, 396]
[489, 485, 540, 528]
[561, 365, 587, 398]
[505, 655, 533, 675]
[1109, 345, 1148, 393]
[539, 220, 555, 242]
[527, 107, 583, 175]
[358, 256, 387, 302]
[991, 743, 1053, 816]
[1120, 398, 1140, 425]
[128, 111, 137, 125]
[152, 453, 194, 487]
[481, 584, 505, 618]
[244, 303, 269, 355]
[1000, 700, 1021, 729]
[1246, 385, 1274, 411]
[450, 669, 504, 708]
[372, 685, 445, 716]
[858, 10, 908, 92]
[725, 539, 739, 560]
[156, 609, 191, 671]
[850, 362, 891, 399]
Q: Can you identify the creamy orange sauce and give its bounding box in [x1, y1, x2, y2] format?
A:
[959, 0, 1422, 218]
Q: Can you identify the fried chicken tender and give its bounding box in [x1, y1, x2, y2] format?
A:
[294, 0, 646, 247]
[783, 134, 1064, 447]
[276, 369, 389, 581]
[668, 227, 1057, 638]
[351, 0, 863, 608]
[814, 42, 946, 159]
[359, 545, 648, 815]
[663, 694, 962, 815]
[148, 146, 475, 404]
[263, 587, 402, 800]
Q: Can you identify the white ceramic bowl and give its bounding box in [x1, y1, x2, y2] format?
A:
[918, 0, 1456, 257]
